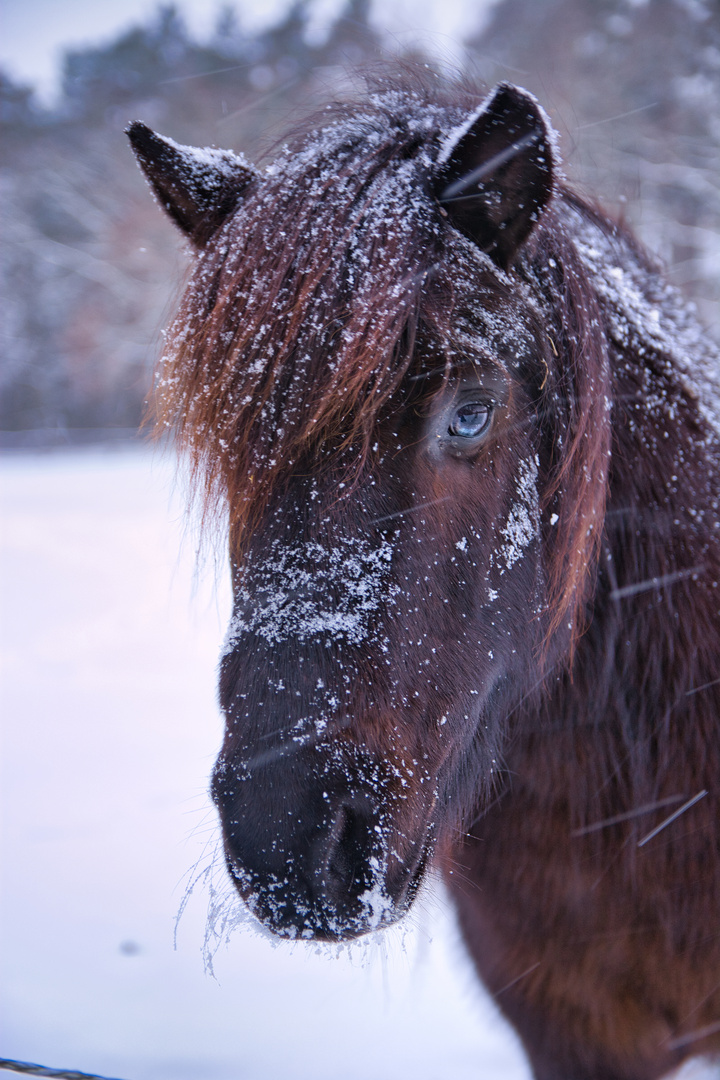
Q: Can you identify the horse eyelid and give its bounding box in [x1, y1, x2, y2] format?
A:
[453, 396, 498, 415]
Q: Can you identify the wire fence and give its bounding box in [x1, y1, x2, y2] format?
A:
[0, 1059, 127, 1080]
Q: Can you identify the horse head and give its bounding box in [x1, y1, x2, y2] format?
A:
[129, 83, 609, 941]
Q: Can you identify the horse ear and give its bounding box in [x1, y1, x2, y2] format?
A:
[434, 84, 556, 269]
[126, 121, 257, 245]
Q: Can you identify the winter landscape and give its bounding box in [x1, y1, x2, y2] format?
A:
[2, 1, 720, 1077]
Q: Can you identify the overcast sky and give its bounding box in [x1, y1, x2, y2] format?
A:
[0, 0, 497, 104]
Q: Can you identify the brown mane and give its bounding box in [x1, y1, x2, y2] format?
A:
[152, 83, 620, 654]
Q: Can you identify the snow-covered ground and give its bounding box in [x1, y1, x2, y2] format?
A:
[0, 449, 715, 1080]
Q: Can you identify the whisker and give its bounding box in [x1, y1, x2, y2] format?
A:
[589, 836, 633, 893]
[244, 734, 320, 771]
[501, 662, 558, 724]
[466, 784, 510, 831]
[675, 975, 720, 1028]
[408, 364, 455, 383]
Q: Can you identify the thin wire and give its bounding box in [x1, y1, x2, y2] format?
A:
[0, 1060, 127, 1080]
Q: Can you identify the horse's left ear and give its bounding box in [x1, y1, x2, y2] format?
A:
[127, 121, 258, 246]
[434, 84, 556, 269]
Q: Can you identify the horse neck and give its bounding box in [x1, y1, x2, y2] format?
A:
[504, 336, 719, 823]
[557, 313, 720, 776]
[606, 338, 720, 576]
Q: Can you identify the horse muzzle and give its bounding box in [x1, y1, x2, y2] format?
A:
[211, 743, 434, 940]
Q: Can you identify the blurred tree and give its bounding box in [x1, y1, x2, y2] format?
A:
[0, 0, 382, 440]
[1, 0, 717, 441]
[466, 0, 720, 336]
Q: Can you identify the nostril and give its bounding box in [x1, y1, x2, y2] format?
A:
[323, 802, 377, 902]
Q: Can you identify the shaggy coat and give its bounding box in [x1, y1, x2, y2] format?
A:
[130, 77, 720, 1080]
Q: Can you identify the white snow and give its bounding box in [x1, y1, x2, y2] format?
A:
[0, 448, 715, 1080]
[499, 454, 540, 570]
[223, 537, 398, 652]
[152, 131, 255, 190]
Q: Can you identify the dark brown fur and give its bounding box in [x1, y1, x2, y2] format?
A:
[131, 77, 720, 1079]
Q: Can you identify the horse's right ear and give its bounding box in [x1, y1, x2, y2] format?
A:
[434, 84, 556, 269]
[126, 121, 257, 246]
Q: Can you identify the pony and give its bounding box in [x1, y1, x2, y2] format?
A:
[128, 77, 720, 1080]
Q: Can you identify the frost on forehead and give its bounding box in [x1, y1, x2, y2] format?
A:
[223, 537, 400, 653]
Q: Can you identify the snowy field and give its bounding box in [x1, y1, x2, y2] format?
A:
[0, 448, 715, 1080]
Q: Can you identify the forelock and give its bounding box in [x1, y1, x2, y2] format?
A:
[155, 88, 478, 547]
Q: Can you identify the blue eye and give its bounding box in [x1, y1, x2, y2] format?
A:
[448, 401, 493, 439]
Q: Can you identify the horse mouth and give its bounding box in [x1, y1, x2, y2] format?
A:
[224, 829, 434, 942]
